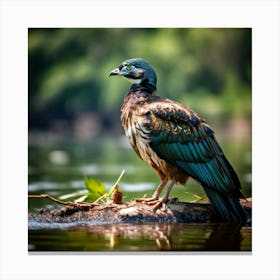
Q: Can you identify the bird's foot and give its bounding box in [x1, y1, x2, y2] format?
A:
[135, 197, 159, 204]
[135, 197, 167, 211]
[152, 199, 168, 211]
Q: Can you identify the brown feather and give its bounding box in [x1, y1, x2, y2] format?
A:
[121, 88, 189, 185]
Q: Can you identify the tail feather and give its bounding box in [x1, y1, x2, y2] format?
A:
[203, 186, 247, 224]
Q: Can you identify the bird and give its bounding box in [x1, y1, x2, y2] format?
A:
[109, 58, 247, 223]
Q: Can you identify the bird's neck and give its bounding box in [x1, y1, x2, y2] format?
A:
[130, 82, 156, 93]
[123, 83, 157, 107]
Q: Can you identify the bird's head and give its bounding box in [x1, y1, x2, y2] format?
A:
[109, 58, 157, 89]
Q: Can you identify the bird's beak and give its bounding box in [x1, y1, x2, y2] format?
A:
[109, 68, 120, 77]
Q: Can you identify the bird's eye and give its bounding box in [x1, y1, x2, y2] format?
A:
[126, 65, 132, 71]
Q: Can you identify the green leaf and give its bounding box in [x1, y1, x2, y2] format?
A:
[57, 171, 126, 205]
[84, 177, 106, 197]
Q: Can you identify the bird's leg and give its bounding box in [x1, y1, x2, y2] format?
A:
[151, 178, 169, 199]
[135, 178, 168, 203]
[153, 180, 176, 210]
[161, 180, 176, 201]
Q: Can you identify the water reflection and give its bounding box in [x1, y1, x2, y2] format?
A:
[29, 223, 251, 252]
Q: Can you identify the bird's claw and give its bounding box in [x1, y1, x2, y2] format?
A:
[135, 197, 159, 203]
[135, 197, 167, 211]
[152, 199, 168, 212]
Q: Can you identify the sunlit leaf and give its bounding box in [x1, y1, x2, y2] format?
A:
[55, 171, 125, 205]
[84, 177, 106, 196]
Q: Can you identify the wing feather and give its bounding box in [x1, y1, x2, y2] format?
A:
[137, 100, 238, 193]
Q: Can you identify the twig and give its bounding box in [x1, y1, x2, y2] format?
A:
[28, 194, 95, 207]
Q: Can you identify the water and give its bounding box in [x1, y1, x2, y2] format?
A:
[28, 134, 252, 252]
[28, 222, 251, 252]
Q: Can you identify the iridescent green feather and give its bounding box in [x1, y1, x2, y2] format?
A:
[148, 107, 235, 195]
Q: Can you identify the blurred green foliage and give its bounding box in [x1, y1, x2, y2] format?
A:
[28, 28, 251, 134]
